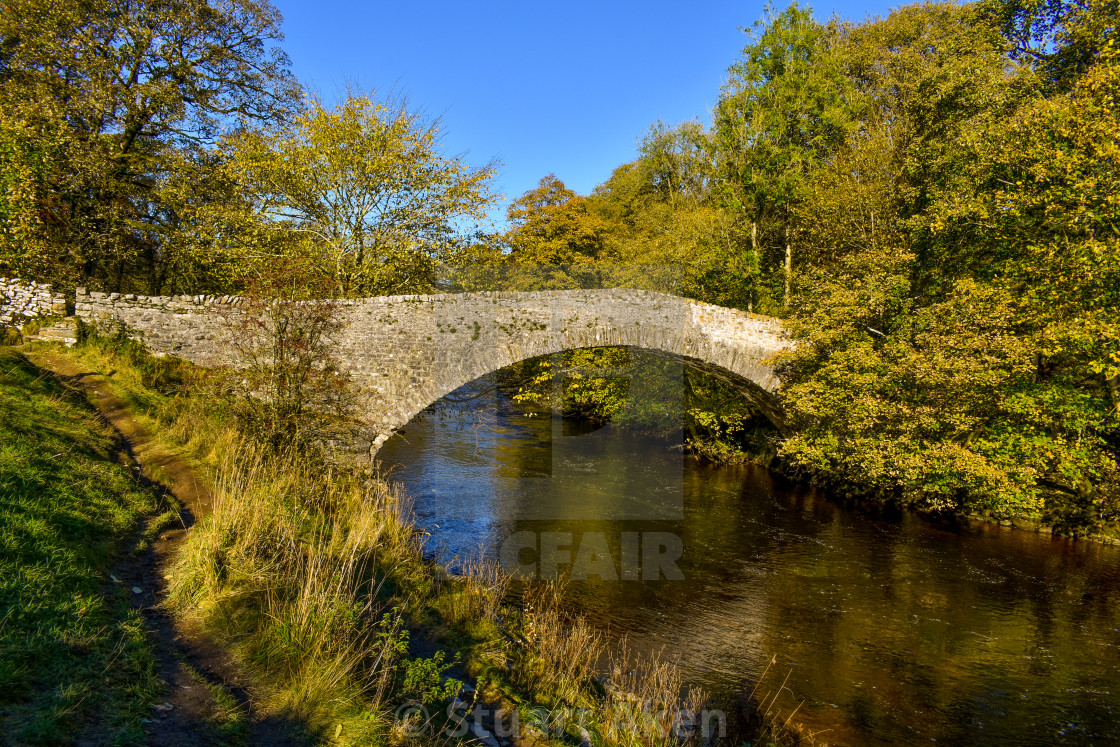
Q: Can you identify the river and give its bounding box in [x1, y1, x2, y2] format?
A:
[378, 375, 1120, 746]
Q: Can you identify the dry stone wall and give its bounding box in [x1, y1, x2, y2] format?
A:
[74, 287, 791, 450]
[0, 277, 67, 326]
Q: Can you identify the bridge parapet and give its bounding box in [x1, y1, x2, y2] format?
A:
[75, 287, 790, 449]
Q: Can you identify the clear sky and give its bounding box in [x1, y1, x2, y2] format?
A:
[272, 0, 901, 228]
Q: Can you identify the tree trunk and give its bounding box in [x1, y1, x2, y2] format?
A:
[682, 369, 702, 447]
[749, 221, 757, 314]
[784, 224, 791, 308]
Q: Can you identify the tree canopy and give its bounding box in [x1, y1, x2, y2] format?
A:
[0, 0, 300, 292]
[2, 0, 1117, 535]
[227, 90, 498, 296]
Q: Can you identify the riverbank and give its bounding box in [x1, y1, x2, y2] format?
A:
[0, 347, 164, 742]
[773, 465, 1120, 547]
[1, 334, 808, 746]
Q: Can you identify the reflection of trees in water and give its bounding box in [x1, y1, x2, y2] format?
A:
[388, 380, 1120, 745]
[501, 347, 682, 437]
[497, 346, 778, 457]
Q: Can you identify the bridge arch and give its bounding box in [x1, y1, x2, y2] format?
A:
[330, 289, 790, 450]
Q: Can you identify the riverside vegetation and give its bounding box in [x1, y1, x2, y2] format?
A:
[1, 0, 1116, 536]
[1, 320, 812, 745]
[1, 0, 1118, 740]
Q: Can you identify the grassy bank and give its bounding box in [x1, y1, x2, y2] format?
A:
[47, 333, 807, 746]
[158, 438, 722, 745]
[0, 348, 164, 743]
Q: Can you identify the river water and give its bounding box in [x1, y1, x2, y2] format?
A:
[378, 377, 1120, 746]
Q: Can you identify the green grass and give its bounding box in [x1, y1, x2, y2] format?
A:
[0, 348, 162, 744]
[178, 660, 250, 746]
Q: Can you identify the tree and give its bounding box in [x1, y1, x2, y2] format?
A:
[775, 0, 1119, 532]
[503, 174, 609, 265]
[227, 89, 498, 296]
[845, 3, 1018, 290]
[590, 133, 751, 309]
[0, 0, 299, 292]
[0, 108, 66, 282]
[637, 119, 712, 208]
[977, 0, 1108, 90]
[219, 254, 361, 451]
[714, 2, 853, 310]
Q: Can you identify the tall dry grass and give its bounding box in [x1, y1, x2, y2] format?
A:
[512, 582, 606, 707]
[600, 640, 708, 747]
[435, 550, 511, 632]
[165, 436, 428, 738]
[508, 581, 711, 746]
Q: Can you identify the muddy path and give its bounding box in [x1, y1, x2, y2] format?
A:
[28, 348, 307, 746]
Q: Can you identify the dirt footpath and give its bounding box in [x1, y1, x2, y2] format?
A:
[30, 349, 305, 746]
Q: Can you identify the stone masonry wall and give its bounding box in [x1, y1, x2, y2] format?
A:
[74, 287, 791, 450]
[74, 287, 245, 359]
[0, 277, 68, 327]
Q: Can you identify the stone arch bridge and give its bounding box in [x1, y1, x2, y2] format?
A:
[75, 288, 790, 451]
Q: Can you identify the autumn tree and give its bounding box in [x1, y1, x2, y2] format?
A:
[0, 0, 299, 293]
[590, 125, 753, 309]
[0, 109, 65, 283]
[218, 255, 358, 451]
[637, 119, 712, 207]
[503, 174, 609, 264]
[977, 0, 1107, 90]
[714, 2, 853, 310]
[228, 90, 497, 296]
[772, 0, 1119, 530]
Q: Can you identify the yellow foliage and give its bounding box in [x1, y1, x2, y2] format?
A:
[227, 88, 498, 296]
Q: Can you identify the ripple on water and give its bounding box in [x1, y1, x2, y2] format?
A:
[379, 382, 1120, 747]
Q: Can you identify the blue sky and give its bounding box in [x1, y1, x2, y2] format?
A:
[272, 0, 901, 228]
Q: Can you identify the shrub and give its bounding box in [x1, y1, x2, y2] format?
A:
[217, 257, 367, 453]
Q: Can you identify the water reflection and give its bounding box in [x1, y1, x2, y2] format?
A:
[379, 377, 1120, 746]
